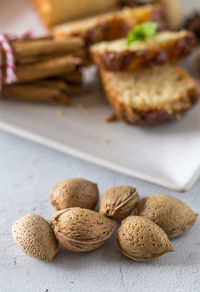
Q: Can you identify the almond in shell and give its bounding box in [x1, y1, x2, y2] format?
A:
[99, 186, 139, 221]
[50, 178, 99, 211]
[135, 194, 198, 238]
[116, 216, 173, 261]
[12, 214, 58, 262]
[50, 207, 117, 252]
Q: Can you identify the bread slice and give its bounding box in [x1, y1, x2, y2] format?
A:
[52, 5, 166, 46]
[90, 30, 195, 71]
[31, 0, 118, 27]
[120, 0, 183, 29]
[99, 65, 200, 125]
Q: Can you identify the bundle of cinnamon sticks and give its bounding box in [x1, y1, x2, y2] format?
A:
[1, 36, 86, 104]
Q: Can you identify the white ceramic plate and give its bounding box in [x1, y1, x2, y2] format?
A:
[0, 0, 200, 192]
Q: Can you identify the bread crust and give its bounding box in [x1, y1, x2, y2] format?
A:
[85, 6, 166, 46]
[93, 32, 196, 71]
[100, 68, 200, 125]
[32, 0, 119, 27]
[53, 5, 166, 46]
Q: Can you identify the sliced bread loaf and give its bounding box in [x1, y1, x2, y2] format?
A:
[53, 5, 166, 46]
[32, 0, 118, 27]
[90, 30, 195, 71]
[120, 0, 183, 29]
[99, 65, 200, 125]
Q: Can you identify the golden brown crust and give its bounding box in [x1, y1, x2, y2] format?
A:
[32, 0, 119, 27]
[93, 32, 196, 71]
[84, 5, 166, 46]
[84, 16, 133, 46]
[53, 5, 166, 46]
[99, 68, 200, 125]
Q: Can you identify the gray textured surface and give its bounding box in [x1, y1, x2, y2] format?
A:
[0, 130, 200, 292]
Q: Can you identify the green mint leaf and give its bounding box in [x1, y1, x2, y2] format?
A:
[127, 22, 158, 45]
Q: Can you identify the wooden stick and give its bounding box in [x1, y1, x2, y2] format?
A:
[2, 83, 70, 105]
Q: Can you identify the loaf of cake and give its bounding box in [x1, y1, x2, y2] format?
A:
[31, 0, 119, 27]
[53, 5, 166, 46]
[99, 65, 200, 125]
[90, 30, 195, 71]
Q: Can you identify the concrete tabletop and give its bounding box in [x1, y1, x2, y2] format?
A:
[0, 130, 199, 292]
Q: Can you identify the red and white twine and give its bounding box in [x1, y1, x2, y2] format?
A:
[0, 31, 32, 93]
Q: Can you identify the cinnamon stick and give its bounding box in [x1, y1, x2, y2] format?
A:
[2, 83, 70, 104]
[35, 79, 82, 94]
[1, 37, 85, 65]
[6, 56, 83, 83]
[66, 84, 82, 94]
[34, 80, 70, 92]
[14, 49, 85, 65]
[61, 70, 82, 83]
[15, 37, 83, 61]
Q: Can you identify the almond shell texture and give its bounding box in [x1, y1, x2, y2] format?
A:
[135, 194, 198, 238]
[12, 214, 58, 261]
[51, 207, 117, 252]
[116, 216, 174, 261]
[50, 178, 99, 211]
[100, 185, 139, 221]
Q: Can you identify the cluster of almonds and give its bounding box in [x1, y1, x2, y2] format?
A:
[12, 178, 198, 262]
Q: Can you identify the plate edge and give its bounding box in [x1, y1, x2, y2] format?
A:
[0, 121, 199, 192]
